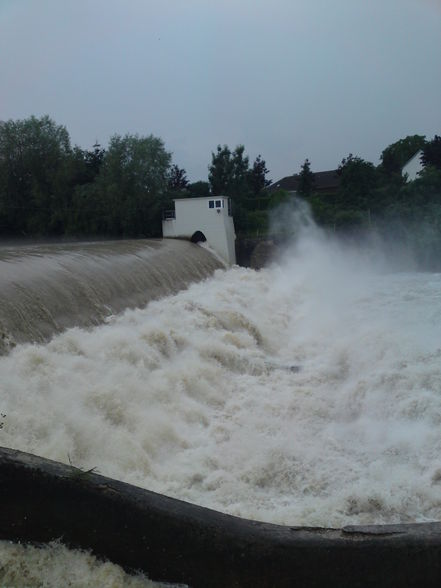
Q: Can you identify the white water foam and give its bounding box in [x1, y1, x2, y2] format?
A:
[0, 540, 181, 587]
[1, 215, 441, 535]
[198, 240, 228, 268]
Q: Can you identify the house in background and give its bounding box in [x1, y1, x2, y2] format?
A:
[269, 169, 340, 196]
[162, 196, 236, 265]
[401, 149, 424, 182]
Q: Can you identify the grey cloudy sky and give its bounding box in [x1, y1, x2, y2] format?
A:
[1, 0, 440, 182]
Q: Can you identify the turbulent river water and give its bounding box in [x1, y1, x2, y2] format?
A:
[1, 224, 441, 585]
[0, 238, 222, 353]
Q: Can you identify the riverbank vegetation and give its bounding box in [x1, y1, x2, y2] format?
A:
[0, 115, 272, 238]
[0, 115, 440, 263]
[306, 136, 441, 268]
[0, 116, 172, 238]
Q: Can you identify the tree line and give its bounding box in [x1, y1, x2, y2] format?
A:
[290, 134, 441, 268]
[298, 134, 441, 229]
[0, 115, 440, 257]
[0, 116, 173, 238]
[0, 115, 271, 238]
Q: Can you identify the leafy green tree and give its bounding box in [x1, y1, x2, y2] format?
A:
[208, 145, 252, 200]
[61, 144, 105, 235]
[380, 135, 426, 175]
[378, 165, 441, 268]
[297, 158, 315, 197]
[95, 133, 171, 237]
[64, 143, 105, 194]
[338, 155, 378, 203]
[67, 181, 105, 235]
[332, 155, 379, 226]
[422, 135, 441, 170]
[208, 145, 271, 232]
[0, 115, 71, 235]
[187, 181, 210, 197]
[208, 145, 250, 231]
[268, 189, 291, 209]
[208, 145, 234, 196]
[309, 192, 337, 226]
[83, 143, 105, 181]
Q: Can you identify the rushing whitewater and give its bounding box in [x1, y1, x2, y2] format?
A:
[1, 221, 441, 541]
[0, 541, 171, 587]
[0, 238, 222, 353]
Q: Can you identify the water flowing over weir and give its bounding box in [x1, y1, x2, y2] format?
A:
[1, 219, 441, 586]
[0, 239, 222, 352]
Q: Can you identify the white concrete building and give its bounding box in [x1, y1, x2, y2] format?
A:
[162, 196, 236, 265]
[402, 150, 424, 181]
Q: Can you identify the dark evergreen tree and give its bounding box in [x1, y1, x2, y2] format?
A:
[168, 164, 189, 191]
[247, 155, 271, 195]
[297, 158, 315, 197]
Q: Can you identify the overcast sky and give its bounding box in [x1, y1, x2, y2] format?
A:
[1, 0, 440, 182]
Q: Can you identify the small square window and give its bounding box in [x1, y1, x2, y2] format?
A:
[215, 200, 221, 208]
[209, 200, 214, 208]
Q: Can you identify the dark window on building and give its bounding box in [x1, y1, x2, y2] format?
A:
[209, 200, 214, 208]
[215, 200, 222, 208]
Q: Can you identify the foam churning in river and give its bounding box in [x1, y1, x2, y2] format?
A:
[1, 220, 441, 529]
[0, 540, 178, 587]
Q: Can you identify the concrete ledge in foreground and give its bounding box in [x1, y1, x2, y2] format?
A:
[0, 446, 440, 587]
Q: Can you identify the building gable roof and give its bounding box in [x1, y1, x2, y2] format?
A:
[401, 149, 424, 181]
[269, 169, 340, 193]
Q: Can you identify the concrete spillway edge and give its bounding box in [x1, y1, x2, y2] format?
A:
[0, 446, 440, 588]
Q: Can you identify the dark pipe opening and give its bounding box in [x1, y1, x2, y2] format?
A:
[190, 231, 207, 244]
